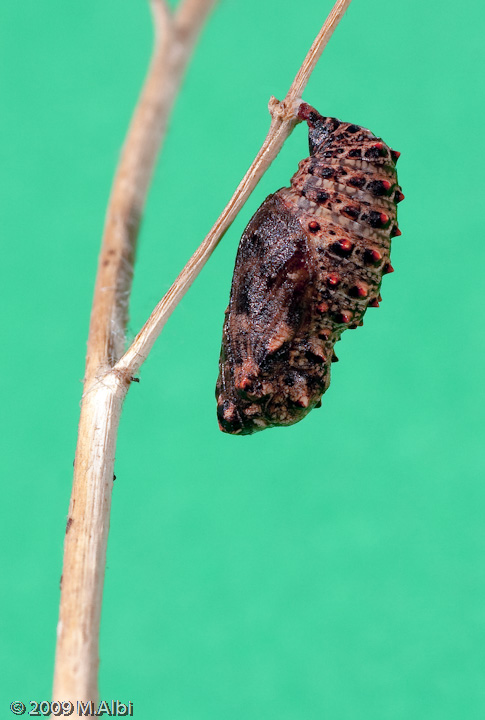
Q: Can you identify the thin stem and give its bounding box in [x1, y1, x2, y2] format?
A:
[53, 0, 216, 706]
[174, 0, 218, 43]
[85, 0, 173, 381]
[54, 0, 352, 709]
[288, 0, 353, 99]
[115, 98, 301, 376]
[84, 0, 217, 383]
[52, 375, 128, 706]
[115, 0, 353, 376]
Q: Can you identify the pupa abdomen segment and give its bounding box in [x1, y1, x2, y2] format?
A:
[216, 103, 403, 435]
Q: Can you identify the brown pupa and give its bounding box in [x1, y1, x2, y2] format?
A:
[216, 103, 403, 434]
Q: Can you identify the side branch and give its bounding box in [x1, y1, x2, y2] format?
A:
[115, 97, 301, 376]
[115, 0, 354, 376]
[289, 0, 353, 99]
[54, 0, 352, 709]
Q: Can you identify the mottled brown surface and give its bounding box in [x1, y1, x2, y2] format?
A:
[216, 105, 402, 434]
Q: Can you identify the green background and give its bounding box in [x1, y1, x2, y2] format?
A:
[2, 0, 484, 717]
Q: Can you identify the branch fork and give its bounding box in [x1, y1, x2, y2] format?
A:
[53, 0, 353, 708]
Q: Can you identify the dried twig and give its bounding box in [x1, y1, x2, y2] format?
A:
[85, 0, 216, 381]
[53, 0, 217, 706]
[53, 0, 353, 709]
[116, 0, 354, 375]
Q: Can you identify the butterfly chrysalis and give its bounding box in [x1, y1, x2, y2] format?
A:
[216, 103, 403, 434]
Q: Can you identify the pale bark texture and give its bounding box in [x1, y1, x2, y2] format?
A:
[53, 0, 217, 706]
